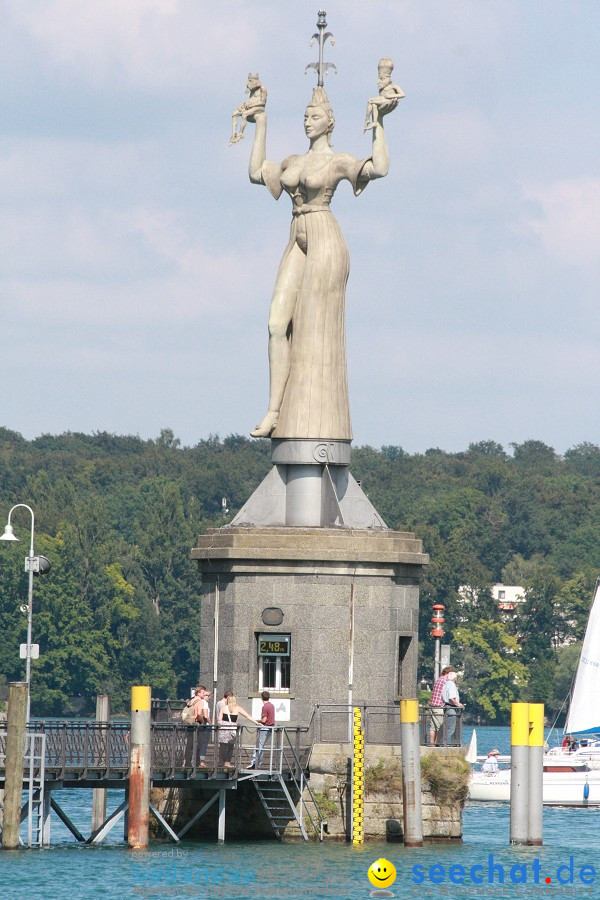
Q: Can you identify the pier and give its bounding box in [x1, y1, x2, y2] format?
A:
[0, 702, 464, 848]
[0, 720, 321, 847]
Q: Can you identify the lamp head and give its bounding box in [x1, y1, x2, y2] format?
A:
[0, 523, 19, 542]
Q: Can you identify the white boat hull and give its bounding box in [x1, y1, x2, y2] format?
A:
[469, 769, 600, 806]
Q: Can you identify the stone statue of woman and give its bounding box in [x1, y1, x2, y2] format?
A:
[246, 81, 399, 440]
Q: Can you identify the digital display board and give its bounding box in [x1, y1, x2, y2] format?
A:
[258, 633, 290, 657]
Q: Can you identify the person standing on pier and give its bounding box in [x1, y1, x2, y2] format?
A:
[196, 686, 211, 768]
[248, 691, 275, 769]
[429, 666, 454, 745]
[217, 695, 260, 768]
[441, 671, 464, 744]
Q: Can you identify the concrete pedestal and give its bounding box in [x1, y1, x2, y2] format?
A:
[192, 527, 428, 724]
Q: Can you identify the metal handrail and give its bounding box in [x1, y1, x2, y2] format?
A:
[305, 703, 463, 747]
[281, 728, 325, 839]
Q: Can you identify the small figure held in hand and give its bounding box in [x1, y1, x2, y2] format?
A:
[364, 57, 404, 132]
[230, 73, 267, 145]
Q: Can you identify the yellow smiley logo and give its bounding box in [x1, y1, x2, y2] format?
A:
[368, 858, 397, 888]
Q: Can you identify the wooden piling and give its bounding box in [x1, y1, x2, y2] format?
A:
[2, 682, 28, 850]
[400, 699, 423, 847]
[128, 686, 151, 850]
[91, 694, 110, 834]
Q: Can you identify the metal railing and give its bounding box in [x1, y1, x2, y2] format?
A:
[0, 710, 462, 781]
[0, 721, 313, 779]
[305, 704, 463, 748]
[0, 722, 130, 779]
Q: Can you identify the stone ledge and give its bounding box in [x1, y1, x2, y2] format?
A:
[192, 526, 429, 568]
[197, 561, 425, 577]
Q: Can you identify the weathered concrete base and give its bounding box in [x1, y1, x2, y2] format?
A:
[150, 743, 464, 842]
[306, 743, 463, 842]
[192, 528, 428, 723]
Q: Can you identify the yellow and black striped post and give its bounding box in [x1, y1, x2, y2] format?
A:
[352, 707, 364, 844]
[400, 699, 423, 847]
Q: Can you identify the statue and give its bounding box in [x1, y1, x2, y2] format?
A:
[237, 13, 401, 440]
[230, 73, 267, 145]
[364, 57, 405, 132]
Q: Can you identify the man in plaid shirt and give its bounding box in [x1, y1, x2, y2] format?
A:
[429, 666, 455, 744]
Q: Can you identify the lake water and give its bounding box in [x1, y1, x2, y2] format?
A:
[2, 726, 599, 899]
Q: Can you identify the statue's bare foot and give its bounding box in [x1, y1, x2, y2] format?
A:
[250, 410, 278, 438]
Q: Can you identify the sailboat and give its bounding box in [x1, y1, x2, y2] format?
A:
[469, 579, 600, 806]
[551, 576, 600, 765]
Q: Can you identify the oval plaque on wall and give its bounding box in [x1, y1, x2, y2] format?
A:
[262, 607, 284, 626]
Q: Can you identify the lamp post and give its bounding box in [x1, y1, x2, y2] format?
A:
[0, 503, 48, 723]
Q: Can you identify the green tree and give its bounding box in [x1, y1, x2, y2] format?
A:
[453, 620, 527, 721]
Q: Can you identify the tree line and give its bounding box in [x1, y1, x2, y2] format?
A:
[0, 428, 598, 722]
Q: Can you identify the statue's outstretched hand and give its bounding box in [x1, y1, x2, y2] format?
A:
[376, 98, 400, 119]
[246, 107, 266, 125]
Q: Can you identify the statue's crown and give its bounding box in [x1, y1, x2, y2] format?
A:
[377, 57, 394, 76]
[309, 86, 331, 108]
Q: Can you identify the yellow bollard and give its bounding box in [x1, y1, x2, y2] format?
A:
[510, 702, 530, 845]
[528, 703, 544, 846]
[400, 699, 423, 847]
[128, 686, 152, 850]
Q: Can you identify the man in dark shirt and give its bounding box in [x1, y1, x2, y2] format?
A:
[249, 691, 276, 769]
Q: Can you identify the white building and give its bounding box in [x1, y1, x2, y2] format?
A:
[457, 583, 526, 613]
[492, 583, 525, 612]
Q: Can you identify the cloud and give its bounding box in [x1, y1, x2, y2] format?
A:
[8, 0, 262, 90]
[524, 178, 600, 268]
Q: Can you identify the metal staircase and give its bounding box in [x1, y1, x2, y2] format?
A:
[254, 775, 308, 840]
[250, 727, 326, 841]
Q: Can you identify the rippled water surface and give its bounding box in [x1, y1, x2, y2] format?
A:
[2, 727, 598, 899]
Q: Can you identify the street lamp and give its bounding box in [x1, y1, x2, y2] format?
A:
[0, 504, 50, 723]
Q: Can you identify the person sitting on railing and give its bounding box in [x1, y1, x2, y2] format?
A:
[217, 695, 260, 769]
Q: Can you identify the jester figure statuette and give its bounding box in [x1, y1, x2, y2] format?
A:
[233, 13, 402, 440]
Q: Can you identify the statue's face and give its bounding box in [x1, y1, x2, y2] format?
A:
[304, 105, 331, 139]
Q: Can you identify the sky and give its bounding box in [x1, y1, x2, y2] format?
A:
[1, 0, 599, 455]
